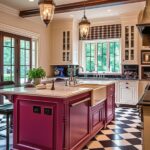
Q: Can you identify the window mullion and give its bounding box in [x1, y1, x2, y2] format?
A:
[107, 42, 110, 72]
[95, 42, 98, 73]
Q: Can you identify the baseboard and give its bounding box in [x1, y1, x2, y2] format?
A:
[116, 104, 137, 108]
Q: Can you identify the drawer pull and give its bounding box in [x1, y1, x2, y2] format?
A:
[126, 87, 129, 89]
[70, 98, 90, 107]
[126, 82, 129, 84]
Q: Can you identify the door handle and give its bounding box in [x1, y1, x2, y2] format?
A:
[70, 98, 90, 107]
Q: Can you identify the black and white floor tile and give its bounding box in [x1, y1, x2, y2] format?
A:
[0, 107, 142, 150]
[0, 114, 13, 150]
[83, 107, 142, 150]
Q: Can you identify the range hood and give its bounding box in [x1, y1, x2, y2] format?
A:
[137, 0, 150, 46]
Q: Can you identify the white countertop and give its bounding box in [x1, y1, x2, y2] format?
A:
[78, 80, 116, 85]
[0, 81, 115, 99]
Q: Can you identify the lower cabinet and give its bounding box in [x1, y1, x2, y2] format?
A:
[69, 97, 90, 149]
[90, 101, 105, 133]
[13, 96, 64, 150]
[105, 84, 115, 125]
[116, 80, 139, 105]
[12, 91, 113, 150]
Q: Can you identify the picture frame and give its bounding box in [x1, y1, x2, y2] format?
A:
[141, 50, 150, 65]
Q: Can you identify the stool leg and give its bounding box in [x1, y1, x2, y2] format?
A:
[6, 114, 10, 150]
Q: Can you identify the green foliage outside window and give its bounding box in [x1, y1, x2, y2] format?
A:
[85, 40, 121, 73]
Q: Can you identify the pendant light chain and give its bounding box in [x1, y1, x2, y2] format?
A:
[84, 0, 86, 17]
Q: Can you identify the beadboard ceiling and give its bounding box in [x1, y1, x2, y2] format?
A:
[0, 0, 85, 10]
[0, 0, 146, 21]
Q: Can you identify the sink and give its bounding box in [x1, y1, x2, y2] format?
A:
[76, 84, 106, 106]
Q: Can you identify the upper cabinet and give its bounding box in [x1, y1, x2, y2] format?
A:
[51, 20, 78, 65]
[122, 20, 139, 64]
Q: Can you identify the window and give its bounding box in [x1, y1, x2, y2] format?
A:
[82, 39, 121, 74]
[0, 32, 38, 85]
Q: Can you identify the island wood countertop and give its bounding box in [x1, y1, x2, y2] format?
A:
[0, 81, 115, 99]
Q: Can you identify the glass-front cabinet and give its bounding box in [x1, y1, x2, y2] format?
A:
[62, 31, 71, 62]
[122, 24, 138, 64]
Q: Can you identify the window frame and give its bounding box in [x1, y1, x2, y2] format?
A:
[81, 38, 122, 75]
[0, 31, 38, 85]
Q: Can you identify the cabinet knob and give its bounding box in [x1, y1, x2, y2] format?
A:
[126, 82, 129, 84]
[126, 87, 129, 89]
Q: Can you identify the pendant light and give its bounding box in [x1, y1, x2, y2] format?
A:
[38, 0, 55, 27]
[79, 0, 91, 39]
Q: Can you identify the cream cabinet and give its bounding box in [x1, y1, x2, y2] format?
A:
[122, 23, 139, 64]
[116, 80, 139, 105]
[51, 20, 78, 65]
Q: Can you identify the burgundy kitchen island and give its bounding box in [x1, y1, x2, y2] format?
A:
[0, 82, 115, 150]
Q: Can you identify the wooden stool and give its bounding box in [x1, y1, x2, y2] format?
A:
[0, 104, 13, 150]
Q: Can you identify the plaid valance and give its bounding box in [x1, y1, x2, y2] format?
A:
[80, 24, 121, 40]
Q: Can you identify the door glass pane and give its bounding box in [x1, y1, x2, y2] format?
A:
[20, 49, 25, 65]
[20, 40, 25, 49]
[3, 47, 11, 65]
[3, 66, 14, 81]
[26, 41, 30, 49]
[26, 50, 30, 65]
[3, 36, 15, 82]
[4, 37, 11, 47]
[20, 39, 31, 84]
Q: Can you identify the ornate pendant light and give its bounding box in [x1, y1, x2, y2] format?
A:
[38, 0, 55, 27]
[79, 0, 91, 39]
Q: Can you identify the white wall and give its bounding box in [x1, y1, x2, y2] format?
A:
[0, 5, 51, 76]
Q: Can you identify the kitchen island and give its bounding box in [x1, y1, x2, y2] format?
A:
[0, 81, 115, 150]
[138, 83, 150, 150]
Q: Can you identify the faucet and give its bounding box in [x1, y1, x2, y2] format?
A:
[67, 66, 84, 86]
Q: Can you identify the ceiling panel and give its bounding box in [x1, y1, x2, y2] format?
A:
[0, 0, 85, 10]
[53, 2, 145, 20]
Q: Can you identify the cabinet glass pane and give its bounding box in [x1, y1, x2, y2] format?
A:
[63, 32, 65, 50]
[125, 50, 129, 60]
[67, 31, 70, 50]
[125, 26, 129, 48]
[63, 52, 65, 61]
[131, 26, 134, 48]
[131, 49, 134, 60]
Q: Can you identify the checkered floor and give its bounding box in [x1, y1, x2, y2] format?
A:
[0, 115, 13, 150]
[0, 107, 142, 150]
[83, 107, 142, 150]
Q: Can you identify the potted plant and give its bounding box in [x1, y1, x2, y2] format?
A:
[28, 67, 46, 85]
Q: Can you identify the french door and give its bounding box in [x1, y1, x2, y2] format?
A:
[0, 32, 32, 85]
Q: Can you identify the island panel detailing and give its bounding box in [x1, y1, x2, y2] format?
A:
[105, 84, 115, 125]
[90, 101, 105, 134]
[13, 92, 96, 150]
[13, 95, 65, 150]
